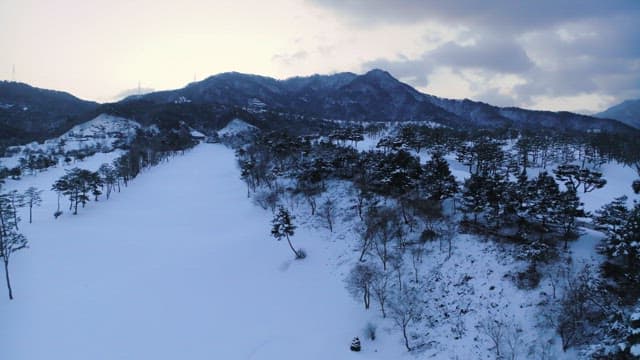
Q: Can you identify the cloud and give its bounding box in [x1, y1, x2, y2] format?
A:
[316, 0, 640, 111]
[272, 50, 309, 66]
[362, 36, 533, 90]
[309, 0, 640, 33]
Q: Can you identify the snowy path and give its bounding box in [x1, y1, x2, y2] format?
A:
[1, 144, 380, 360]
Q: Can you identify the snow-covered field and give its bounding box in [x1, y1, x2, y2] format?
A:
[0, 144, 409, 360]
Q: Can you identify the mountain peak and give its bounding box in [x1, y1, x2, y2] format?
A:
[363, 68, 396, 81]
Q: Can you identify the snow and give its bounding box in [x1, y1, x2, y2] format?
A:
[632, 344, 640, 356]
[0, 144, 401, 360]
[2, 129, 639, 359]
[580, 162, 640, 213]
[190, 129, 205, 138]
[1, 114, 139, 168]
[218, 118, 257, 136]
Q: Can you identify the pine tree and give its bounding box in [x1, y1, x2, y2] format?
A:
[461, 173, 487, 224]
[422, 152, 458, 201]
[528, 171, 560, 238]
[52, 168, 103, 215]
[594, 196, 629, 239]
[271, 206, 300, 258]
[554, 189, 585, 248]
[601, 202, 640, 301]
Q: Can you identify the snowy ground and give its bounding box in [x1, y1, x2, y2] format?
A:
[2, 139, 638, 359]
[0, 144, 408, 360]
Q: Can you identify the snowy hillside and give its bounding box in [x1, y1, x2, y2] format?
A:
[2, 126, 639, 359]
[1, 114, 139, 168]
[217, 118, 257, 136]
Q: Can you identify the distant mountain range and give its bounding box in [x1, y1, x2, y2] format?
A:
[595, 99, 640, 129]
[1, 70, 638, 149]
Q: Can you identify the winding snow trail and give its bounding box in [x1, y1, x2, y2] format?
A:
[1, 144, 379, 360]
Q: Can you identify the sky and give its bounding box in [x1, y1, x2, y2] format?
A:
[1, 0, 639, 113]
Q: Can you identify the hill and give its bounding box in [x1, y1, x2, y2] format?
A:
[0, 81, 99, 148]
[595, 98, 640, 129]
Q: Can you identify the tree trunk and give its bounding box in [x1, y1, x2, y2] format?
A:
[364, 287, 370, 309]
[402, 324, 411, 351]
[29, 205, 33, 224]
[285, 235, 298, 258]
[4, 259, 13, 300]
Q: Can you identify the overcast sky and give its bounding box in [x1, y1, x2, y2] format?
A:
[1, 0, 638, 113]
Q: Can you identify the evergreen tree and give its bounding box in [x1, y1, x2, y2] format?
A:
[601, 202, 640, 302]
[594, 196, 629, 239]
[484, 171, 510, 229]
[271, 206, 300, 258]
[554, 189, 585, 248]
[528, 171, 561, 237]
[422, 152, 458, 201]
[461, 173, 488, 223]
[52, 168, 103, 215]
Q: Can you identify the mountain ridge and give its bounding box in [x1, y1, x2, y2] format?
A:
[125, 69, 635, 134]
[595, 98, 640, 129]
[2, 71, 638, 152]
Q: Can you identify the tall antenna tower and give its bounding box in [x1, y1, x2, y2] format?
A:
[137, 80, 141, 95]
[11, 64, 16, 82]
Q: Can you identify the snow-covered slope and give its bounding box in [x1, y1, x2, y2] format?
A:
[57, 113, 140, 144]
[217, 118, 257, 136]
[1, 114, 139, 168]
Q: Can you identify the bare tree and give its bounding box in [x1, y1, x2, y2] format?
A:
[366, 206, 403, 271]
[477, 315, 507, 358]
[346, 263, 375, 310]
[7, 190, 24, 230]
[410, 245, 425, 284]
[320, 198, 335, 232]
[439, 217, 458, 259]
[23, 187, 43, 223]
[370, 267, 390, 318]
[389, 285, 423, 351]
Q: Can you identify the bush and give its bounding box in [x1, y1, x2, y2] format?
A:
[295, 248, 307, 259]
[364, 322, 377, 341]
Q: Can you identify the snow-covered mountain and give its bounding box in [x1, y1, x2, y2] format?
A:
[595, 98, 640, 129]
[121, 69, 634, 134]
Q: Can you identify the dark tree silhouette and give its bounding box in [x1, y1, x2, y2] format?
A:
[0, 192, 28, 300]
[271, 206, 300, 258]
[23, 187, 43, 224]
